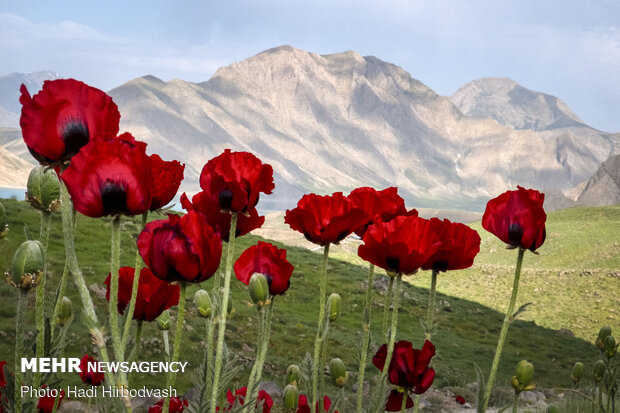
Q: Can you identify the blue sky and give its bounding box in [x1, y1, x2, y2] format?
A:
[1, 0, 619, 132]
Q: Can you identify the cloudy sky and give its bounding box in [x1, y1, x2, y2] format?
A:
[1, 1, 619, 132]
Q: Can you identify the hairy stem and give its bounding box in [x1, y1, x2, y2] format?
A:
[311, 243, 331, 409]
[512, 392, 519, 413]
[163, 282, 187, 413]
[382, 276, 395, 343]
[34, 211, 52, 388]
[249, 300, 275, 411]
[14, 289, 27, 413]
[380, 274, 402, 382]
[482, 248, 525, 412]
[108, 215, 124, 362]
[50, 261, 69, 340]
[244, 307, 266, 413]
[425, 269, 438, 340]
[356, 264, 375, 413]
[400, 391, 409, 413]
[210, 212, 238, 412]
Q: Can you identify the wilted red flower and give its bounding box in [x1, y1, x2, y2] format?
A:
[455, 395, 466, 405]
[138, 211, 222, 283]
[222, 387, 273, 413]
[358, 216, 441, 275]
[19, 79, 120, 165]
[148, 397, 188, 413]
[373, 340, 435, 411]
[296, 395, 338, 413]
[36, 386, 65, 413]
[235, 242, 294, 295]
[285, 192, 367, 246]
[200, 149, 274, 213]
[347, 187, 410, 237]
[60, 133, 151, 217]
[78, 354, 104, 386]
[181, 192, 264, 241]
[148, 154, 185, 210]
[422, 218, 481, 272]
[104, 266, 180, 321]
[482, 186, 546, 252]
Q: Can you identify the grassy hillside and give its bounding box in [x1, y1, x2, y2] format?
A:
[0, 198, 615, 407]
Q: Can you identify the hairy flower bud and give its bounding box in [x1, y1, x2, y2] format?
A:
[248, 273, 270, 308]
[593, 360, 605, 382]
[571, 362, 584, 383]
[327, 293, 341, 322]
[329, 358, 348, 387]
[604, 335, 618, 358]
[26, 166, 61, 212]
[511, 360, 535, 393]
[597, 326, 612, 350]
[286, 364, 301, 385]
[282, 384, 299, 410]
[6, 240, 45, 289]
[157, 310, 171, 330]
[194, 289, 212, 318]
[0, 203, 8, 239]
[55, 296, 73, 326]
[547, 405, 560, 413]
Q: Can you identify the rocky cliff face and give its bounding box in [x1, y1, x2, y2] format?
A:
[576, 154, 620, 207]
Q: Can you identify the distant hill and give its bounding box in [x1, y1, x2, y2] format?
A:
[0, 70, 60, 127]
[576, 154, 620, 207]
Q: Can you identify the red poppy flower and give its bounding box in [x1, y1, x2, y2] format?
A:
[285, 192, 368, 246]
[19, 79, 120, 165]
[36, 386, 65, 413]
[347, 187, 410, 237]
[78, 354, 104, 386]
[104, 267, 180, 321]
[60, 133, 151, 217]
[372, 340, 436, 396]
[137, 211, 222, 283]
[385, 391, 414, 411]
[482, 186, 546, 252]
[422, 218, 481, 272]
[358, 216, 441, 275]
[0, 360, 6, 388]
[455, 395, 466, 405]
[235, 241, 294, 295]
[181, 192, 265, 241]
[148, 397, 188, 413]
[149, 154, 185, 210]
[222, 387, 273, 413]
[200, 149, 274, 213]
[296, 395, 338, 413]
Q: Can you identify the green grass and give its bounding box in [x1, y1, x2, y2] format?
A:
[0, 199, 616, 408]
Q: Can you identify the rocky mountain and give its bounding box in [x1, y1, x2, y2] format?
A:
[2, 47, 619, 211]
[0, 71, 60, 127]
[575, 154, 620, 207]
[0, 144, 32, 188]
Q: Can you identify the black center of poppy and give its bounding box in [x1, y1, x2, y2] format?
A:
[433, 262, 449, 272]
[386, 257, 400, 272]
[508, 222, 524, 246]
[219, 189, 233, 210]
[60, 119, 90, 159]
[100, 181, 129, 215]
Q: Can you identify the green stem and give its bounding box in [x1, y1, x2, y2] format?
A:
[356, 264, 375, 413]
[249, 300, 275, 411]
[382, 276, 395, 343]
[206, 317, 215, 383]
[413, 395, 420, 413]
[512, 392, 519, 413]
[109, 215, 124, 362]
[127, 321, 143, 387]
[482, 248, 525, 412]
[34, 211, 52, 389]
[425, 269, 438, 340]
[122, 212, 148, 348]
[163, 282, 187, 413]
[14, 289, 27, 413]
[163, 331, 170, 362]
[400, 391, 409, 413]
[210, 212, 238, 413]
[244, 307, 266, 413]
[311, 243, 331, 410]
[380, 274, 402, 382]
[50, 261, 69, 340]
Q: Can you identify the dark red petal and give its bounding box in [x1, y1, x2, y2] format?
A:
[385, 390, 414, 411]
[372, 343, 388, 371]
[149, 154, 184, 210]
[413, 367, 435, 394]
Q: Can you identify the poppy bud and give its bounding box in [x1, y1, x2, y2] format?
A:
[571, 362, 584, 383]
[0, 203, 8, 239]
[282, 384, 299, 410]
[157, 310, 171, 330]
[511, 360, 535, 393]
[194, 290, 212, 318]
[6, 240, 45, 289]
[286, 364, 301, 385]
[547, 405, 560, 413]
[604, 335, 618, 358]
[55, 296, 73, 326]
[26, 166, 61, 212]
[329, 358, 348, 387]
[248, 273, 270, 308]
[593, 360, 605, 382]
[597, 326, 612, 349]
[327, 293, 341, 322]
